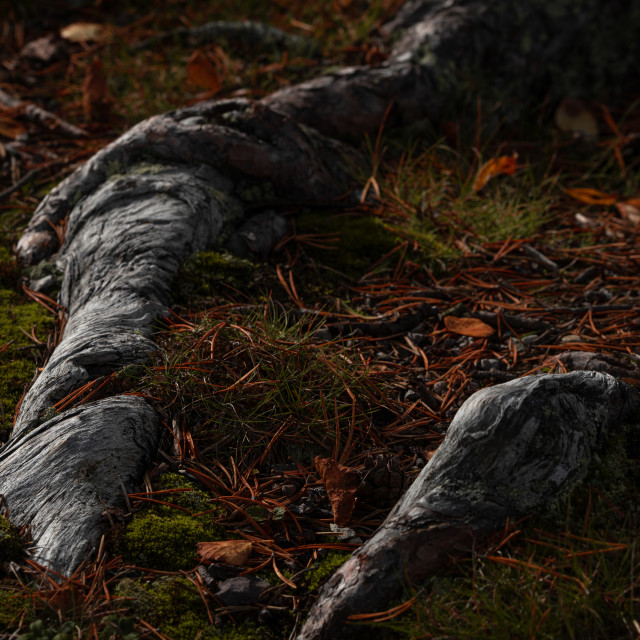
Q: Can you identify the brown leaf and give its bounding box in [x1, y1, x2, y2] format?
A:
[565, 187, 617, 206]
[472, 154, 518, 192]
[82, 58, 107, 123]
[196, 540, 252, 566]
[187, 50, 222, 93]
[60, 22, 110, 43]
[444, 316, 494, 338]
[314, 456, 359, 526]
[616, 201, 640, 225]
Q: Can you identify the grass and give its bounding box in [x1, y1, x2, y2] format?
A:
[387, 492, 639, 639]
[137, 305, 388, 467]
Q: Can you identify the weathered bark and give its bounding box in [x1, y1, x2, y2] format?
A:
[297, 372, 639, 640]
[4, 0, 639, 597]
[5, 103, 355, 574]
[0, 397, 158, 574]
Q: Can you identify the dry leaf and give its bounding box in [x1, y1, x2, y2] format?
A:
[472, 154, 518, 192]
[187, 50, 222, 93]
[616, 202, 640, 225]
[82, 58, 107, 122]
[314, 456, 359, 526]
[197, 540, 252, 566]
[0, 116, 27, 140]
[554, 97, 598, 139]
[565, 187, 617, 206]
[60, 22, 109, 43]
[444, 316, 494, 338]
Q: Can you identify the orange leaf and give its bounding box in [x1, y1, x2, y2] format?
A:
[187, 50, 222, 93]
[472, 154, 518, 192]
[444, 316, 494, 338]
[197, 540, 252, 566]
[0, 116, 26, 140]
[564, 188, 617, 206]
[314, 456, 359, 526]
[82, 58, 107, 122]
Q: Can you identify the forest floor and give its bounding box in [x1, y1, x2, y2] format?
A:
[0, 2, 639, 639]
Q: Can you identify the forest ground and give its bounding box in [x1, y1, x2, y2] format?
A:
[0, 2, 639, 639]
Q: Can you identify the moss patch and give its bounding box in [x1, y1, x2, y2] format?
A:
[295, 211, 399, 279]
[116, 577, 277, 640]
[0, 515, 26, 563]
[118, 473, 223, 571]
[118, 513, 214, 571]
[173, 251, 256, 304]
[306, 551, 351, 593]
[0, 289, 55, 433]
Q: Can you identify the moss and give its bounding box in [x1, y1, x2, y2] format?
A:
[0, 247, 19, 289]
[118, 472, 223, 571]
[0, 289, 55, 432]
[0, 589, 29, 629]
[115, 577, 277, 640]
[306, 551, 351, 593]
[118, 512, 218, 571]
[155, 472, 214, 513]
[295, 212, 398, 279]
[0, 515, 27, 563]
[173, 251, 255, 303]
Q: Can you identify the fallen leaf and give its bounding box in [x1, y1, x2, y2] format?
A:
[82, 58, 107, 122]
[472, 154, 518, 192]
[314, 456, 359, 526]
[60, 22, 109, 43]
[565, 187, 617, 206]
[554, 97, 598, 139]
[0, 116, 26, 140]
[197, 540, 252, 566]
[616, 202, 640, 225]
[444, 316, 494, 338]
[187, 50, 222, 93]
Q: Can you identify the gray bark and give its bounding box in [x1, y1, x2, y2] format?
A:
[297, 372, 639, 640]
[0, 397, 158, 574]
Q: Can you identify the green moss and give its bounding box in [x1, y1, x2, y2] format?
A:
[115, 577, 276, 640]
[118, 472, 224, 571]
[0, 588, 28, 628]
[306, 551, 351, 593]
[295, 212, 398, 279]
[155, 472, 214, 513]
[0, 289, 55, 432]
[0, 515, 27, 563]
[119, 511, 220, 571]
[174, 251, 255, 303]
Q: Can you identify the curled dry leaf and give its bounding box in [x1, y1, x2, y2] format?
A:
[444, 316, 494, 338]
[472, 154, 518, 193]
[187, 50, 222, 93]
[314, 456, 359, 526]
[616, 201, 640, 225]
[565, 187, 617, 206]
[60, 23, 110, 43]
[197, 540, 252, 566]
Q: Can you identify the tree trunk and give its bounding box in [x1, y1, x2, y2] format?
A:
[4, 0, 639, 612]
